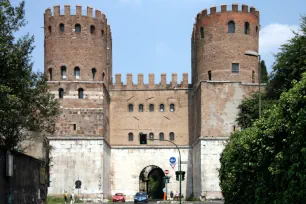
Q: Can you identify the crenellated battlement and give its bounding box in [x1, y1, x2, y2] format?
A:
[111, 73, 189, 90]
[44, 5, 107, 22]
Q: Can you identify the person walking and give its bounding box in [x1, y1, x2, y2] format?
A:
[70, 192, 75, 204]
[175, 191, 179, 201]
[64, 191, 68, 204]
[170, 191, 174, 200]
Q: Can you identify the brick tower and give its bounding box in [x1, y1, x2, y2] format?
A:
[44, 5, 112, 198]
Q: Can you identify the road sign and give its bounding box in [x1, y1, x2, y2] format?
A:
[163, 188, 166, 193]
[165, 170, 169, 174]
[169, 157, 176, 164]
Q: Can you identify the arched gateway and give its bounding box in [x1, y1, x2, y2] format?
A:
[139, 165, 165, 199]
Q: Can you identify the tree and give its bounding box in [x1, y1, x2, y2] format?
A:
[220, 73, 306, 204]
[260, 60, 268, 83]
[0, 0, 59, 150]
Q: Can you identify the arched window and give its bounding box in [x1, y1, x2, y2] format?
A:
[170, 104, 175, 112]
[48, 68, 53, 81]
[160, 104, 164, 112]
[75, 24, 81, 33]
[58, 88, 64, 99]
[101, 30, 104, 37]
[92, 68, 96, 80]
[228, 21, 235, 33]
[74, 67, 80, 80]
[128, 133, 133, 141]
[252, 70, 255, 83]
[59, 23, 64, 33]
[149, 133, 154, 140]
[200, 27, 204, 39]
[90, 25, 95, 34]
[128, 104, 133, 112]
[244, 22, 250, 34]
[61, 66, 66, 80]
[139, 104, 144, 112]
[102, 72, 105, 81]
[48, 26, 51, 35]
[170, 132, 175, 141]
[208, 71, 212, 81]
[149, 104, 154, 112]
[78, 88, 84, 99]
[159, 132, 164, 141]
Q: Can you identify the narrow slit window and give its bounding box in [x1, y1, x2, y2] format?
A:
[256, 26, 259, 33]
[244, 22, 250, 34]
[228, 21, 235, 33]
[61, 66, 66, 80]
[170, 104, 175, 112]
[200, 27, 204, 39]
[160, 104, 164, 112]
[159, 132, 164, 141]
[149, 104, 154, 112]
[78, 88, 84, 99]
[232, 63, 239, 74]
[252, 70, 255, 83]
[73, 124, 77, 131]
[59, 23, 64, 33]
[90, 25, 95, 34]
[128, 133, 133, 141]
[128, 104, 133, 112]
[92, 68, 96, 80]
[74, 67, 80, 80]
[102, 72, 105, 81]
[48, 26, 51, 35]
[58, 88, 64, 99]
[170, 132, 175, 141]
[208, 71, 212, 81]
[101, 30, 104, 37]
[48, 68, 53, 81]
[75, 24, 81, 33]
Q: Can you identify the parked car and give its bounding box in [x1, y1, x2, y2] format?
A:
[134, 192, 148, 203]
[113, 193, 125, 202]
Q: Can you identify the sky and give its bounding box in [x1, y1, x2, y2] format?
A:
[11, 0, 306, 83]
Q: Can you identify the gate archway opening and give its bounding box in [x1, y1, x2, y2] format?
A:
[139, 165, 165, 199]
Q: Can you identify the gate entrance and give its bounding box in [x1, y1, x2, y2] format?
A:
[139, 165, 165, 199]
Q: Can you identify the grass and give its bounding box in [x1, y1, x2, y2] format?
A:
[47, 196, 83, 204]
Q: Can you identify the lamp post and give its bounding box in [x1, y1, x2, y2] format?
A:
[245, 50, 261, 117]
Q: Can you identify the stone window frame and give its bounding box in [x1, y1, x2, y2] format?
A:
[170, 104, 175, 112]
[61, 66, 67, 80]
[149, 104, 154, 112]
[169, 132, 175, 141]
[149, 133, 154, 140]
[200, 27, 204, 39]
[160, 104, 164, 112]
[139, 104, 144, 112]
[128, 104, 134, 112]
[59, 23, 64, 33]
[78, 88, 84, 99]
[74, 67, 80, 80]
[232, 63, 239, 74]
[159, 132, 164, 141]
[48, 68, 53, 81]
[58, 88, 64, 99]
[244, 22, 250, 35]
[75, 24, 81, 33]
[90, 25, 96, 34]
[128, 132, 134, 141]
[228, 20, 235, 33]
[92, 68, 97, 80]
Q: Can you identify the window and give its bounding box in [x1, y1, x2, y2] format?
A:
[92, 68, 96, 80]
[170, 132, 175, 141]
[48, 68, 53, 81]
[128, 104, 133, 112]
[256, 26, 259, 33]
[149, 104, 154, 112]
[75, 24, 81, 33]
[78, 88, 84, 99]
[149, 133, 154, 140]
[200, 27, 204, 39]
[48, 26, 51, 35]
[208, 71, 212, 81]
[228, 21, 235, 33]
[101, 30, 104, 37]
[159, 133, 164, 141]
[73, 124, 77, 131]
[252, 70, 255, 83]
[232, 63, 239, 73]
[128, 133, 133, 141]
[170, 104, 175, 112]
[139, 104, 144, 112]
[160, 104, 164, 112]
[244, 22, 250, 34]
[59, 23, 64, 33]
[102, 72, 105, 81]
[61, 66, 66, 80]
[58, 88, 64, 99]
[74, 67, 80, 80]
[90, 25, 95, 34]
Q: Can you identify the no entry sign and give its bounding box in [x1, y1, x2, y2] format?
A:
[165, 170, 169, 174]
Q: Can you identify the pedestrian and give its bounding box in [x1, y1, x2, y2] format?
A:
[175, 191, 179, 201]
[64, 191, 68, 204]
[170, 191, 174, 200]
[70, 192, 75, 204]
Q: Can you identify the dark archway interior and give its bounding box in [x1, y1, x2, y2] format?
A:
[139, 166, 165, 199]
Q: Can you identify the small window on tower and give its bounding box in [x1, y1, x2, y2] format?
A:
[208, 71, 212, 81]
[75, 24, 81, 33]
[149, 104, 154, 112]
[149, 133, 154, 140]
[48, 26, 51, 35]
[101, 30, 104, 37]
[128, 104, 133, 112]
[170, 132, 175, 141]
[48, 68, 53, 81]
[256, 26, 259, 33]
[92, 68, 96, 80]
[232, 63, 239, 74]
[61, 66, 66, 80]
[170, 104, 175, 112]
[128, 133, 134, 141]
[78, 88, 84, 99]
[200, 27, 204, 39]
[58, 88, 64, 99]
[74, 67, 80, 80]
[90, 25, 95, 34]
[244, 22, 250, 35]
[139, 104, 144, 112]
[252, 70, 255, 83]
[102, 72, 105, 81]
[59, 23, 64, 33]
[228, 21, 235, 33]
[159, 132, 164, 141]
[160, 104, 164, 112]
[73, 124, 77, 131]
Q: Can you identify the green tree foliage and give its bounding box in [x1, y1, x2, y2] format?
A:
[260, 60, 268, 83]
[237, 16, 306, 128]
[220, 73, 306, 204]
[0, 0, 59, 150]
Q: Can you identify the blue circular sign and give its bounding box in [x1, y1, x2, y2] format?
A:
[169, 157, 176, 164]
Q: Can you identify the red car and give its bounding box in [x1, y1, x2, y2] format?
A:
[113, 193, 125, 202]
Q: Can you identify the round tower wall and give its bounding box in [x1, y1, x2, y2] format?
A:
[192, 4, 259, 83]
[44, 5, 109, 83]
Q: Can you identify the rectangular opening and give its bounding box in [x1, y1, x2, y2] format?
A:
[232, 63, 239, 73]
[73, 124, 76, 131]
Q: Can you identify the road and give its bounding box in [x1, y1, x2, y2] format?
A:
[83, 201, 224, 204]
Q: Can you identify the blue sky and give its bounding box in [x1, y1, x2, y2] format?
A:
[11, 0, 306, 84]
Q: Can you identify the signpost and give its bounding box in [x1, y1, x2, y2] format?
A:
[165, 170, 169, 174]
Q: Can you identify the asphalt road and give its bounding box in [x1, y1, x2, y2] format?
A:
[83, 201, 224, 204]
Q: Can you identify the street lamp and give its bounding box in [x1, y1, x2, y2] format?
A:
[245, 50, 262, 118]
